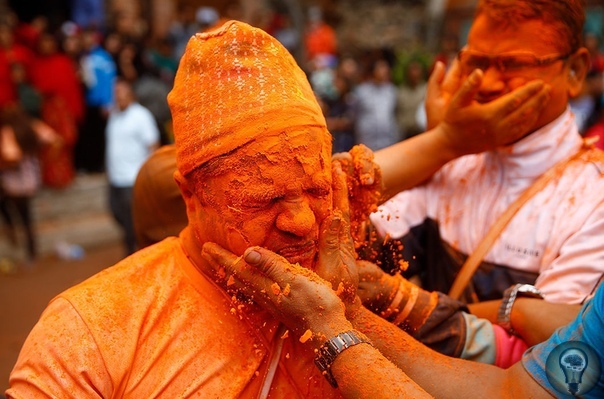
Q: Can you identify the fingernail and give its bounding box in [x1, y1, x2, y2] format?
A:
[200, 247, 212, 260]
[245, 249, 261, 264]
[361, 173, 374, 185]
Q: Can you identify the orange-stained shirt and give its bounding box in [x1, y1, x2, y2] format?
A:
[6, 237, 343, 398]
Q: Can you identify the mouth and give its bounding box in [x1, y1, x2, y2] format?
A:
[277, 241, 317, 265]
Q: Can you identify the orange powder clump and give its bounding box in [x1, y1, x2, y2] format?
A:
[346, 144, 383, 245]
[335, 282, 345, 297]
[398, 260, 409, 272]
[226, 275, 236, 286]
[271, 283, 282, 296]
[299, 329, 313, 343]
[281, 330, 290, 339]
[282, 283, 291, 297]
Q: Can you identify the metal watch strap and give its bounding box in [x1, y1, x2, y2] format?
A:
[314, 330, 372, 388]
[497, 284, 543, 335]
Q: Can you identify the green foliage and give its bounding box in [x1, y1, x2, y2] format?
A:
[391, 49, 433, 86]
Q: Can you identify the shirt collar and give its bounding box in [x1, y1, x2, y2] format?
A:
[491, 107, 583, 179]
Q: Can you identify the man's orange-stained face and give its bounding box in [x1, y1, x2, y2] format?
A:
[465, 14, 583, 134]
[184, 128, 333, 271]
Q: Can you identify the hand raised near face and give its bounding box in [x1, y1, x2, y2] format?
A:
[425, 60, 464, 131]
[332, 146, 382, 245]
[426, 60, 551, 156]
[201, 243, 352, 347]
[315, 161, 360, 314]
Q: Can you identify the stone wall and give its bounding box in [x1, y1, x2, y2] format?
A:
[334, 0, 429, 55]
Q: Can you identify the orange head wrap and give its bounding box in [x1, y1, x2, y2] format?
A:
[168, 20, 329, 176]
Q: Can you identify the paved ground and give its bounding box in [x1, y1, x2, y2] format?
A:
[0, 240, 125, 393]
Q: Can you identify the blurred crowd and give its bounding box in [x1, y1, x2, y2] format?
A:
[0, 1, 603, 264]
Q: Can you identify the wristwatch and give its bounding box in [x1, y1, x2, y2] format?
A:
[314, 330, 372, 388]
[497, 283, 543, 335]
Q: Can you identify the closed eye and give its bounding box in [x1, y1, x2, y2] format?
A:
[236, 194, 284, 210]
[307, 187, 330, 198]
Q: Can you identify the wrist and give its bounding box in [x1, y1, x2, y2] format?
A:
[429, 124, 466, 161]
[378, 273, 407, 317]
[366, 273, 401, 314]
[496, 284, 543, 335]
[314, 329, 373, 388]
[307, 310, 354, 349]
[383, 279, 420, 326]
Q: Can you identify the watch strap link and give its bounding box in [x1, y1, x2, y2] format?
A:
[314, 330, 372, 388]
[497, 284, 543, 335]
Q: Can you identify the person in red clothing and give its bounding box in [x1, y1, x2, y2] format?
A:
[304, 6, 337, 65]
[0, 22, 34, 109]
[30, 32, 84, 188]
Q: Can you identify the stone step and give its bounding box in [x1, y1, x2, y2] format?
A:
[33, 173, 110, 222]
[1, 173, 122, 260]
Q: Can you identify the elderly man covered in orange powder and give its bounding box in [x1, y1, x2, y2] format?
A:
[7, 20, 550, 398]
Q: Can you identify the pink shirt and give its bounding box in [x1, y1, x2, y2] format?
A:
[372, 109, 604, 304]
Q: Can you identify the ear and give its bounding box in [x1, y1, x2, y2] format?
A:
[566, 47, 590, 98]
[174, 170, 199, 215]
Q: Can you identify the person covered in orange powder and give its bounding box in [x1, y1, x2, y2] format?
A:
[7, 20, 549, 398]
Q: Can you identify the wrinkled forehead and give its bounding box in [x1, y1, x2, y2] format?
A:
[192, 128, 332, 182]
[256, 128, 330, 160]
[468, 14, 562, 54]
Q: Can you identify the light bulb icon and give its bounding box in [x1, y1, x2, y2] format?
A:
[559, 347, 588, 395]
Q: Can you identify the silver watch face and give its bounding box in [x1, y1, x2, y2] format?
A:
[517, 284, 542, 297]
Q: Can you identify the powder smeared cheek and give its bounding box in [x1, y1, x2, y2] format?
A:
[224, 212, 278, 255]
[225, 225, 253, 255]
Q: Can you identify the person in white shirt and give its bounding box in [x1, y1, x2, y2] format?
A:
[106, 78, 159, 255]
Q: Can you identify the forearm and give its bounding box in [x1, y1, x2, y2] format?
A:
[511, 298, 580, 347]
[331, 341, 433, 398]
[467, 300, 500, 323]
[350, 306, 510, 398]
[308, 304, 432, 398]
[374, 125, 460, 202]
[468, 298, 581, 347]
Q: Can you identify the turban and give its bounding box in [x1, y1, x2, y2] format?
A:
[168, 20, 328, 176]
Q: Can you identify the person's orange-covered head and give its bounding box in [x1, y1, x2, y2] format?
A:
[168, 20, 329, 177]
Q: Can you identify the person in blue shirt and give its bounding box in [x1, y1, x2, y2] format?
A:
[74, 28, 117, 173]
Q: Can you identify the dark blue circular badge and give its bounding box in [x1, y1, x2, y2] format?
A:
[546, 341, 601, 397]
